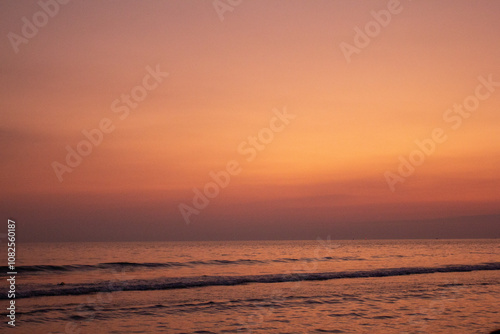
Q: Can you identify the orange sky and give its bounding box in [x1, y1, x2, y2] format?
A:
[1, 0, 499, 241]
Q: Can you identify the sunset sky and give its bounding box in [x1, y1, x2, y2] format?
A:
[1, 0, 499, 241]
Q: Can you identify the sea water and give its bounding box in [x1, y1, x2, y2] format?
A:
[2, 239, 499, 333]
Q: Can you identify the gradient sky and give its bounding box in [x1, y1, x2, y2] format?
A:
[1, 0, 499, 241]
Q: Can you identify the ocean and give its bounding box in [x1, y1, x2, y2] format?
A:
[2, 239, 499, 333]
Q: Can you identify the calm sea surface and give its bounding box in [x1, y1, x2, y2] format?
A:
[2, 239, 499, 333]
